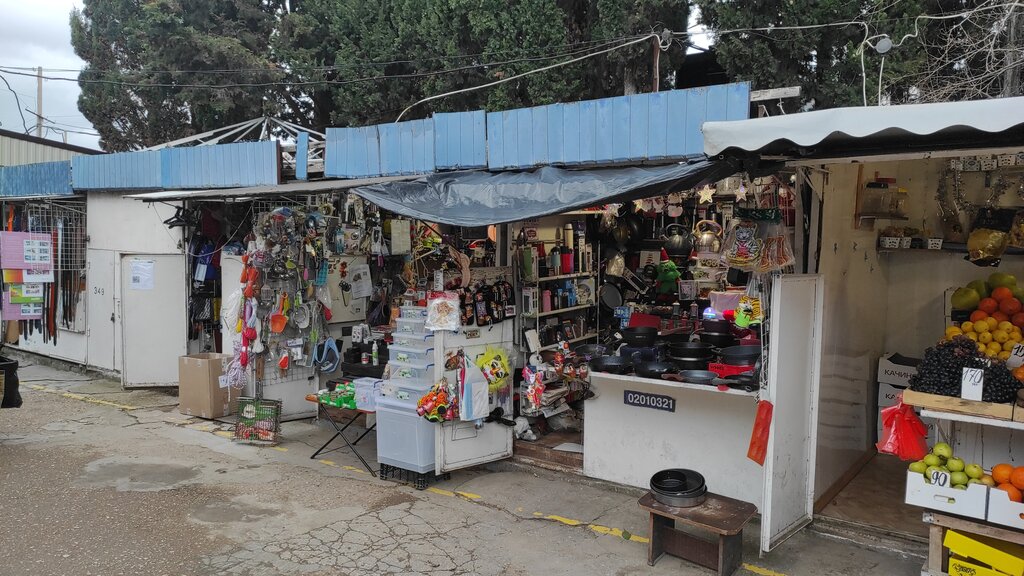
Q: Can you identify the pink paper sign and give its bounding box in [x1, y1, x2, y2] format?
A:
[0, 232, 53, 270]
[2, 290, 42, 320]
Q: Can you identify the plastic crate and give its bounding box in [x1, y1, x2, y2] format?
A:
[396, 317, 427, 334]
[389, 360, 433, 381]
[234, 397, 282, 445]
[401, 305, 428, 319]
[944, 530, 1024, 576]
[904, 471, 988, 520]
[389, 344, 434, 365]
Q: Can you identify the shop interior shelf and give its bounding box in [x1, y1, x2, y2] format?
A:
[522, 303, 595, 318]
[593, 371, 758, 397]
[857, 212, 910, 220]
[538, 332, 598, 352]
[533, 271, 595, 282]
[920, 408, 1024, 431]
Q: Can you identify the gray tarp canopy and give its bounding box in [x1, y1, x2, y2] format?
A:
[351, 159, 737, 227]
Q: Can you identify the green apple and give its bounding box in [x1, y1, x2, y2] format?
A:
[947, 457, 966, 472]
[967, 479, 983, 485]
[925, 465, 945, 482]
[924, 453, 943, 467]
[965, 464, 984, 479]
[932, 442, 954, 459]
[953, 485, 967, 490]
[950, 471, 969, 486]
[909, 461, 928, 474]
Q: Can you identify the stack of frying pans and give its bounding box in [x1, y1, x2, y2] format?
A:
[666, 341, 715, 371]
[650, 468, 707, 508]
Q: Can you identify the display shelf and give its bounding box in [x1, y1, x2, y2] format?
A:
[857, 212, 909, 220]
[920, 409, 1024, 431]
[533, 271, 595, 282]
[538, 332, 598, 352]
[594, 371, 758, 397]
[522, 303, 595, 319]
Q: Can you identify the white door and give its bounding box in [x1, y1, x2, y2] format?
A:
[761, 274, 823, 553]
[434, 323, 515, 473]
[120, 254, 187, 387]
[86, 249, 117, 371]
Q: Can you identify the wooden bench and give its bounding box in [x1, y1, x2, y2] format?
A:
[639, 492, 757, 576]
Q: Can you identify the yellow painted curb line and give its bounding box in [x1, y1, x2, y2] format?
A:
[741, 563, 788, 576]
[28, 384, 137, 411]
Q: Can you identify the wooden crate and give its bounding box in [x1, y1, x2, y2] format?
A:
[902, 389, 1014, 421]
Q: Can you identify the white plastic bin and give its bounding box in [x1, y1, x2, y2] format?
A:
[389, 344, 434, 365]
[375, 396, 436, 473]
[381, 377, 434, 402]
[396, 317, 427, 334]
[401, 305, 428, 319]
[353, 377, 381, 411]
[393, 332, 433, 347]
[904, 471, 988, 520]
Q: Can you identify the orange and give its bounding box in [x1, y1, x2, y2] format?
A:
[979, 298, 999, 314]
[993, 463, 1015, 484]
[1011, 467, 1024, 490]
[992, 286, 1014, 301]
[996, 483, 1023, 503]
[1000, 298, 1023, 315]
[1014, 366, 1024, 381]
[993, 311, 1010, 323]
[971, 310, 990, 322]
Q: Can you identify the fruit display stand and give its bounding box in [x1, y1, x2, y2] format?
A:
[921, 511, 1024, 576]
[904, 389, 1024, 431]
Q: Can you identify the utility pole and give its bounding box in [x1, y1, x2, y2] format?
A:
[35, 66, 43, 137]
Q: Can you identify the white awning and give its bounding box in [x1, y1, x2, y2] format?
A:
[703, 97, 1024, 157]
[125, 175, 420, 201]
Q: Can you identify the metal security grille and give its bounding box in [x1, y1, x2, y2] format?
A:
[22, 198, 87, 333]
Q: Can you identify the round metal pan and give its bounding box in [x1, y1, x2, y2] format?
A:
[719, 345, 761, 366]
[589, 355, 633, 375]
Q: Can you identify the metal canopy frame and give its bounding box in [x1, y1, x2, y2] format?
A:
[125, 175, 421, 202]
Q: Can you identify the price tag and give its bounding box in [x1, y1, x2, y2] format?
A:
[1007, 343, 1024, 369]
[961, 367, 984, 401]
[931, 469, 950, 487]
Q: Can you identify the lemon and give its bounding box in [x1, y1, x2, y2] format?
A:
[1014, 328, 1023, 340]
[966, 332, 979, 341]
[999, 351, 1012, 360]
[989, 341, 1003, 353]
[975, 321, 990, 333]
[998, 321, 1014, 332]
[985, 349, 997, 358]
[994, 329, 1009, 343]
[986, 317, 999, 331]
[962, 321, 975, 333]
[978, 342, 988, 353]
[946, 326, 964, 339]
[1004, 340, 1017, 351]
[979, 331, 993, 344]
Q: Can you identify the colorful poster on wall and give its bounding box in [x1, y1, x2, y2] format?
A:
[0, 232, 53, 270]
[9, 283, 44, 303]
[1, 291, 42, 320]
[2, 269, 54, 283]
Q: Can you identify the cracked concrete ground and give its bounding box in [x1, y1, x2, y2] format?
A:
[1, 360, 924, 576]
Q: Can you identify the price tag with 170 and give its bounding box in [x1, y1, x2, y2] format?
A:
[1006, 343, 1024, 369]
[961, 367, 984, 401]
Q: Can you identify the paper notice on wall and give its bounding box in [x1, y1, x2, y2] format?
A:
[389, 219, 411, 255]
[129, 259, 155, 290]
[9, 283, 44, 303]
[23, 239, 52, 265]
[1, 291, 42, 320]
[2, 269, 54, 283]
[0, 232, 53, 270]
[349, 263, 372, 299]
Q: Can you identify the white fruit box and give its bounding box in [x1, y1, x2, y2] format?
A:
[904, 470, 989, 520]
[987, 486, 1024, 530]
[878, 353, 921, 396]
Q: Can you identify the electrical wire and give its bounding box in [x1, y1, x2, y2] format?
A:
[0, 73, 31, 133]
[396, 33, 668, 122]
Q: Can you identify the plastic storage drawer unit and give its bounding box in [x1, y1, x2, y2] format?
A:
[375, 396, 436, 473]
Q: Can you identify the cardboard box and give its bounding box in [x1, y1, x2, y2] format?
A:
[945, 530, 1024, 576]
[987, 485, 1024, 531]
[179, 353, 237, 419]
[904, 471, 989, 520]
[878, 353, 920, 386]
[949, 555, 1007, 576]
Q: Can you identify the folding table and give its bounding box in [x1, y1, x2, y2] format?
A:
[307, 398, 377, 476]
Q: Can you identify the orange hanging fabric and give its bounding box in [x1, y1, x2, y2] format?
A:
[747, 400, 774, 466]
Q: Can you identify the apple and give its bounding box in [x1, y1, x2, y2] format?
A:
[981, 474, 997, 487]
[967, 479, 983, 485]
[932, 442, 954, 459]
[950, 471, 969, 486]
[947, 457, 966, 472]
[953, 485, 967, 490]
[909, 461, 928, 474]
[965, 464, 984, 479]
[925, 465, 945, 482]
[923, 454, 943, 467]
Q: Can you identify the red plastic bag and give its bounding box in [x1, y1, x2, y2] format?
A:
[876, 395, 929, 461]
[747, 400, 774, 466]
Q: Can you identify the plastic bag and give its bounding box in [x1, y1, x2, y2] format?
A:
[221, 287, 243, 345]
[756, 220, 795, 273]
[967, 208, 1015, 267]
[747, 400, 773, 466]
[425, 291, 460, 331]
[876, 396, 929, 461]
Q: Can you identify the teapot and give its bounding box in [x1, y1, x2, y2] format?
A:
[693, 220, 723, 254]
[661, 223, 693, 257]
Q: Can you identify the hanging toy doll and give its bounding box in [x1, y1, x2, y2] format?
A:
[654, 249, 681, 304]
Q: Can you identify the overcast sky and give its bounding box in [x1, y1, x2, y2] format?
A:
[0, 0, 99, 150]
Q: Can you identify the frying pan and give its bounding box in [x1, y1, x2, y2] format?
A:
[599, 281, 625, 312]
[719, 345, 761, 366]
[700, 319, 732, 333]
[699, 331, 737, 347]
[620, 327, 658, 347]
[666, 341, 714, 358]
[667, 356, 709, 371]
[576, 344, 607, 359]
[589, 355, 633, 375]
[633, 360, 676, 379]
[679, 370, 718, 385]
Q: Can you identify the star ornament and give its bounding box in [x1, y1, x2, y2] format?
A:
[735, 181, 748, 202]
[697, 185, 715, 204]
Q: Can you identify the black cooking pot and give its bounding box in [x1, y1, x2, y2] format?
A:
[720, 345, 761, 366]
[589, 355, 633, 375]
[651, 468, 705, 494]
[701, 319, 732, 333]
[667, 341, 715, 358]
[576, 344, 607, 359]
[620, 327, 658, 347]
[699, 332, 738, 348]
[668, 356, 710, 371]
[662, 223, 693, 257]
[634, 361, 677, 379]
